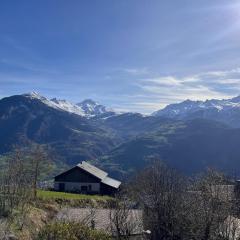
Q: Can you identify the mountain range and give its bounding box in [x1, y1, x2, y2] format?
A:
[154, 96, 240, 128]
[1, 92, 240, 179]
[23, 92, 115, 118]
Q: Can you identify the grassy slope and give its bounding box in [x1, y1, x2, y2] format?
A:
[8, 191, 113, 239]
[37, 190, 112, 201]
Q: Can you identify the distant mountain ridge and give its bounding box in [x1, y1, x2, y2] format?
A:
[2, 92, 240, 179]
[0, 93, 120, 166]
[98, 118, 240, 178]
[23, 92, 240, 128]
[23, 92, 115, 118]
[153, 95, 240, 127]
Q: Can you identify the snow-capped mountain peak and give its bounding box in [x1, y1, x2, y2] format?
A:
[23, 91, 47, 101]
[152, 95, 240, 126]
[50, 98, 85, 116]
[80, 99, 99, 105]
[77, 99, 113, 116]
[22, 93, 114, 117]
[23, 92, 62, 110]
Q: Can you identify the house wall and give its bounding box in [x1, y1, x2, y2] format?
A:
[54, 181, 100, 193]
[100, 183, 118, 195]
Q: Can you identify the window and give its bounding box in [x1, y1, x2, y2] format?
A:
[81, 186, 88, 192]
[59, 183, 65, 191]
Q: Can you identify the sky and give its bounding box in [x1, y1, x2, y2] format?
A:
[1, 0, 240, 113]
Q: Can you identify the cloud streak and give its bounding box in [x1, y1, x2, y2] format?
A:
[128, 67, 240, 113]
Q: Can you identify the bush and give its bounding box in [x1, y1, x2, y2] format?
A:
[36, 222, 111, 240]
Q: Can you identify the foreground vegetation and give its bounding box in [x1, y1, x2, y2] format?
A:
[1, 145, 240, 240]
[129, 161, 239, 240]
[0, 146, 114, 239]
[36, 222, 110, 240]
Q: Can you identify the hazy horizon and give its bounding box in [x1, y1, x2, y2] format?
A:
[2, 91, 240, 115]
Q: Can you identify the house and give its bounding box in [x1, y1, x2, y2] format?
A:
[54, 161, 121, 195]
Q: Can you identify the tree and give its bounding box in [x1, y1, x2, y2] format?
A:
[29, 144, 48, 199]
[129, 160, 188, 240]
[108, 191, 143, 239]
[0, 144, 51, 233]
[129, 162, 235, 240]
[0, 146, 32, 220]
[189, 169, 234, 240]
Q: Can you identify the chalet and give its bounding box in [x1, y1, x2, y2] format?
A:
[54, 161, 121, 195]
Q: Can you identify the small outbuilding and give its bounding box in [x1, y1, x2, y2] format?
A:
[54, 161, 121, 195]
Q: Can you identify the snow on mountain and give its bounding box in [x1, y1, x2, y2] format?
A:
[23, 92, 113, 117]
[76, 99, 113, 116]
[50, 98, 86, 116]
[23, 92, 62, 110]
[152, 96, 240, 122]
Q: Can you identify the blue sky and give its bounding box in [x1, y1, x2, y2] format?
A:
[1, 0, 240, 113]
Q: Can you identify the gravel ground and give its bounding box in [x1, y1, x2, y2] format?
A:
[56, 208, 143, 235]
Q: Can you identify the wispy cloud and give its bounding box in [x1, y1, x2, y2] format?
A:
[120, 67, 149, 75]
[124, 67, 240, 113]
[1, 59, 240, 114]
[88, 67, 240, 114]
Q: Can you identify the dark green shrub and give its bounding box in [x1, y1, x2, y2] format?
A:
[36, 222, 110, 240]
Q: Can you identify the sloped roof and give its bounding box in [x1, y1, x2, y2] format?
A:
[101, 176, 121, 189]
[77, 161, 121, 189]
[77, 161, 108, 180]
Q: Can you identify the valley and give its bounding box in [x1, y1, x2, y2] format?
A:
[1, 93, 240, 179]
